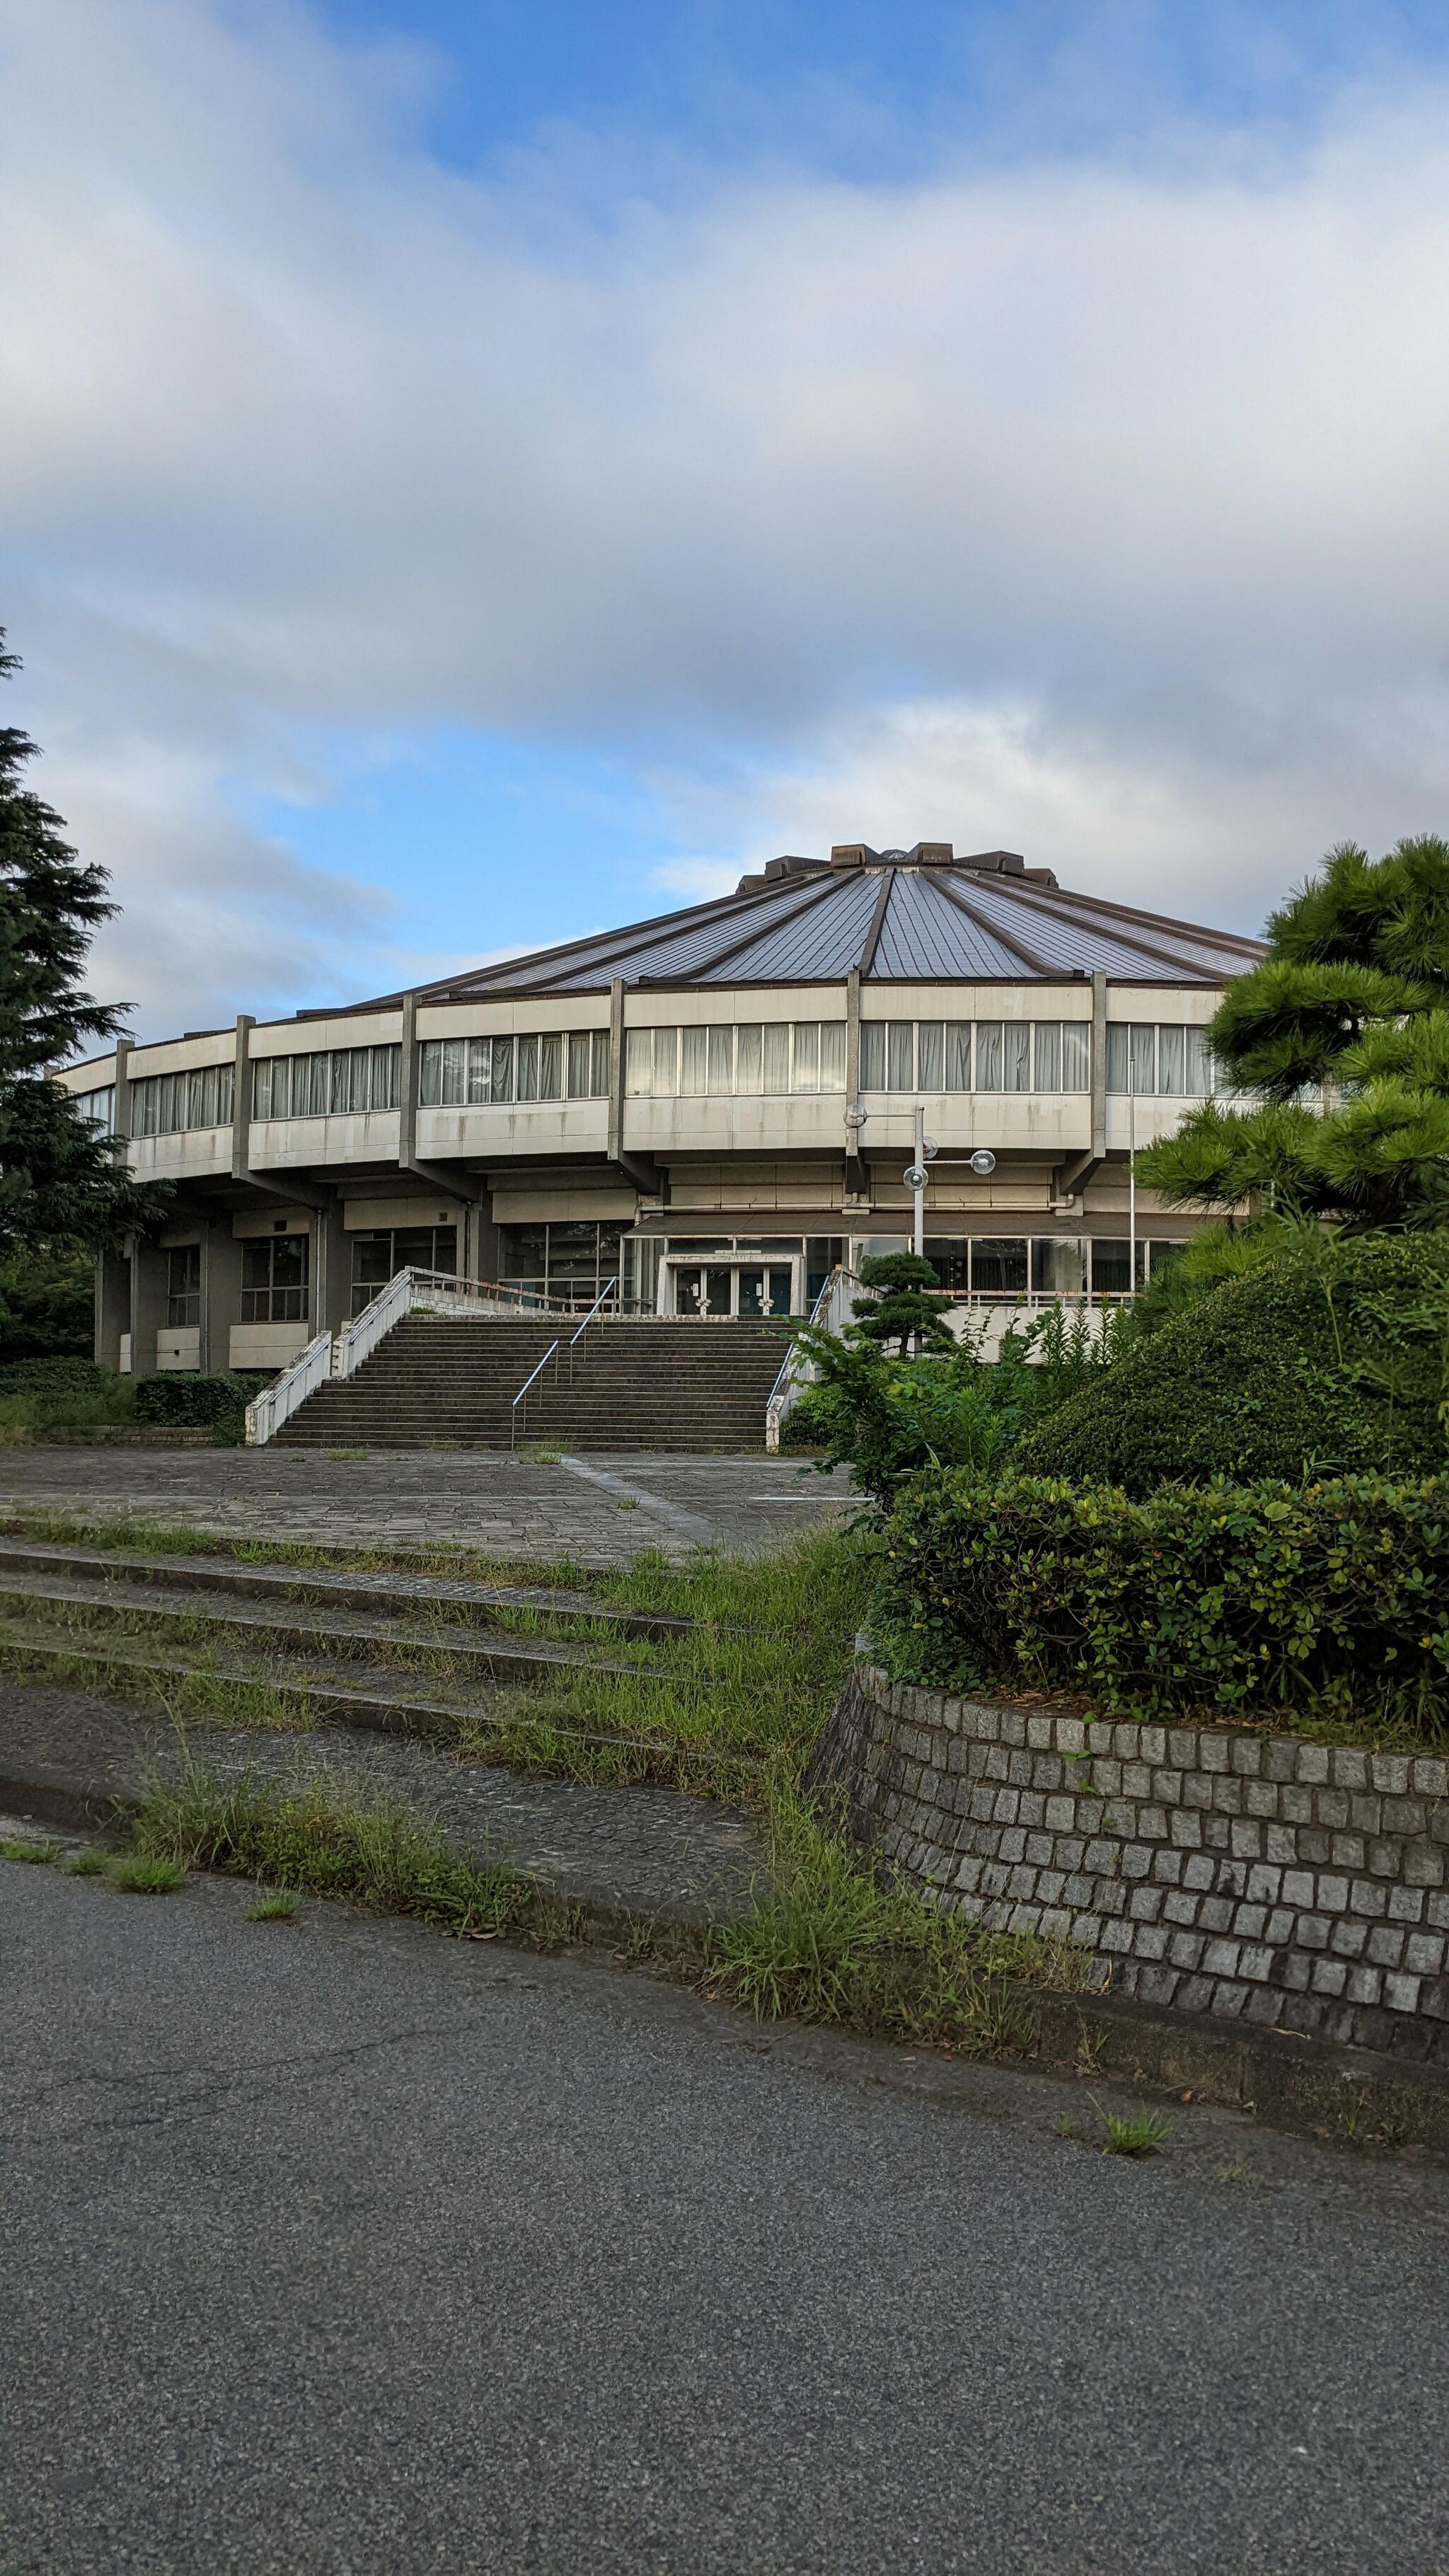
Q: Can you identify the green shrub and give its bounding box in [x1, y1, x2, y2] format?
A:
[0, 1357, 115, 1398]
[132, 1371, 269, 1428]
[1017, 1233, 1449, 1494]
[791, 1303, 1126, 1504]
[874, 1467, 1449, 1724]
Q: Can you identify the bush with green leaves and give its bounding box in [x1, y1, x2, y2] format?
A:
[850, 1252, 957, 1357]
[873, 1467, 1449, 1726]
[1016, 1232, 1449, 1494]
[791, 1300, 1122, 1505]
[132, 1370, 269, 1429]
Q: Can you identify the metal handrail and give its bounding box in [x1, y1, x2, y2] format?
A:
[510, 1339, 561, 1450]
[567, 1275, 618, 1378]
[246, 1329, 333, 1446]
[765, 1266, 860, 1453]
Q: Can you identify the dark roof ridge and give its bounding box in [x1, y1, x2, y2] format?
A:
[1002, 872, 1266, 959]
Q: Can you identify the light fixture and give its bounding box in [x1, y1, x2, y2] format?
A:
[844, 1104, 868, 1130]
[969, 1149, 997, 1177]
[903, 1163, 930, 1189]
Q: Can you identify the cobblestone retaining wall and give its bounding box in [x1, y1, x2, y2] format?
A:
[809, 1665, 1449, 2064]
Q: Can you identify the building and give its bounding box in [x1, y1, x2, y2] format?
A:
[63, 840, 1263, 1376]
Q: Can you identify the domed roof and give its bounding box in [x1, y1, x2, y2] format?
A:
[342, 843, 1263, 1015]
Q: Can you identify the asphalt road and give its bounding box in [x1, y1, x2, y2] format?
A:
[4, 1852, 1449, 2576]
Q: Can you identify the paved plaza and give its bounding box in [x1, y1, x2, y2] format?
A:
[0, 1447, 855, 1566]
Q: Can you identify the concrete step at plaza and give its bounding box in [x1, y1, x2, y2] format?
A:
[276, 1317, 794, 1450]
[0, 1537, 691, 1638]
[0, 1567, 656, 1685]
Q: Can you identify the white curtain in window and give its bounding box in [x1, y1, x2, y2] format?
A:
[976, 1022, 1003, 1090]
[1128, 1024, 1156, 1094]
[1061, 1023, 1090, 1092]
[1032, 1024, 1062, 1091]
[763, 1023, 790, 1092]
[1184, 1025, 1210, 1095]
[859, 1023, 885, 1090]
[681, 1026, 707, 1094]
[887, 1022, 913, 1091]
[792, 1024, 819, 1093]
[1157, 1025, 1186, 1094]
[707, 1027, 734, 1095]
[916, 1022, 944, 1090]
[819, 1021, 845, 1092]
[735, 1024, 762, 1092]
[946, 1022, 972, 1091]
[625, 1030, 652, 1097]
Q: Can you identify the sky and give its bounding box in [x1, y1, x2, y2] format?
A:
[5, 0, 1449, 1039]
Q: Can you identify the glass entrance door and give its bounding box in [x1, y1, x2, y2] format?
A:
[675, 1265, 734, 1317]
[737, 1266, 792, 1317]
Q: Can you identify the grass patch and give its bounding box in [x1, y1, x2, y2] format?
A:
[132, 1769, 538, 1937]
[106, 1852, 188, 1894]
[246, 1889, 301, 1920]
[0, 1835, 59, 1864]
[66, 1847, 110, 1877]
[1058, 2098, 1173, 2157]
[706, 1789, 1087, 2052]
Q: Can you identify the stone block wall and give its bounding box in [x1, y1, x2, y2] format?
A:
[809, 1665, 1449, 2064]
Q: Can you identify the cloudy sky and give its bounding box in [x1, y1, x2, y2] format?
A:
[5, 0, 1449, 1038]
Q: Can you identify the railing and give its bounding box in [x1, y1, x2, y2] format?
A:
[245, 1329, 333, 1446]
[331, 1268, 586, 1384]
[509, 1275, 618, 1448]
[765, 1265, 864, 1452]
[510, 1341, 560, 1450]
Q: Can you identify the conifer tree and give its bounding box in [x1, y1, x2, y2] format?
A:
[1139, 835, 1449, 1230]
[0, 635, 164, 1265]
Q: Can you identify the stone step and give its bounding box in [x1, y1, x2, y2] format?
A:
[0, 1627, 761, 1781]
[0, 1569, 652, 1683]
[0, 1537, 691, 1636]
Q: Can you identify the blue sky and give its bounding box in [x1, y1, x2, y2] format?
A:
[6, 0, 1449, 1034]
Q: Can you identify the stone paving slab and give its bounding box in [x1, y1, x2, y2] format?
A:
[0, 1680, 770, 1926]
[0, 1448, 853, 1568]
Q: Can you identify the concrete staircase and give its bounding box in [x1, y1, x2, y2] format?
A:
[273, 1316, 795, 1451]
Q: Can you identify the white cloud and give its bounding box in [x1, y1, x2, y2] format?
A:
[5, 0, 1449, 1023]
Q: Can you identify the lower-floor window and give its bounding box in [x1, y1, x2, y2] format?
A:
[350, 1226, 458, 1315]
[166, 1244, 200, 1328]
[853, 1235, 1172, 1297]
[499, 1221, 624, 1306]
[241, 1232, 310, 1324]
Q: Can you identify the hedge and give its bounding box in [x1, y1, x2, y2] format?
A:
[0, 1358, 118, 1399]
[1015, 1232, 1449, 1494]
[133, 1372, 270, 1427]
[874, 1468, 1449, 1723]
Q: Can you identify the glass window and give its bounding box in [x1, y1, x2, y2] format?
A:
[1004, 1022, 1030, 1091]
[819, 1021, 845, 1092]
[538, 1032, 563, 1099]
[917, 1022, 944, 1090]
[517, 1034, 541, 1100]
[1090, 1238, 1146, 1294]
[763, 1023, 790, 1092]
[1031, 1237, 1087, 1295]
[624, 1031, 652, 1098]
[860, 1022, 886, 1090]
[1157, 1025, 1185, 1094]
[166, 1244, 200, 1328]
[945, 1022, 972, 1091]
[804, 1236, 844, 1303]
[1184, 1026, 1210, 1095]
[708, 1026, 734, 1095]
[681, 1026, 707, 1095]
[1129, 1025, 1156, 1094]
[735, 1024, 762, 1092]
[485, 1036, 510, 1103]
[1061, 1022, 1090, 1092]
[925, 1237, 969, 1293]
[1033, 1023, 1062, 1091]
[241, 1232, 310, 1324]
[652, 1027, 677, 1095]
[590, 1032, 611, 1097]
[976, 1022, 1003, 1090]
[74, 1085, 116, 1133]
[1106, 1026, 1128, 1092]
[886, 1022, 913, 1092]
[792, 1023, 819, 1093]
[972, 1237, 1028, 1296]
[464, 1036, 492, 1105]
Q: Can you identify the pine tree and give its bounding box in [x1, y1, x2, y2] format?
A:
[852, 1252, 959, 1356]
[0, 635, 165, 1262]
[1139, 835, 1449, 1231]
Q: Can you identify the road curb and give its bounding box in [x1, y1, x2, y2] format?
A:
[5, 1759, 1447, 2158]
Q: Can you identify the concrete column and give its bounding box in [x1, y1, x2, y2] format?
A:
[231, 1015, 253, 1182]
[96, 1245, 131, 1370]
[200, 1220, 246, 1377]
[1091, 971, 1108, 1165]
[468, 1190, 503, 1285]
[127, 1235, 170, 1379]
[313, 1198, 352, 1339]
